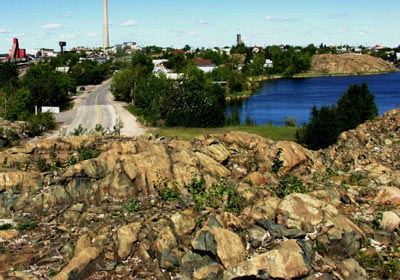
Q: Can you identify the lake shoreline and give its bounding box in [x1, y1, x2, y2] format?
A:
[226, 72, 400, 126]
[226, 69, 399, 102]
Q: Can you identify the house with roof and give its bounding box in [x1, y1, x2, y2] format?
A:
[194, 58, 216, 73]
[152, 59, 183, 80]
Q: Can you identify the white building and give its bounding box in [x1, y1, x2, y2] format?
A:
[264, 59, 273, 68]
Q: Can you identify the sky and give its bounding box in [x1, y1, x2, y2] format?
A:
[1, 0, 399, 54]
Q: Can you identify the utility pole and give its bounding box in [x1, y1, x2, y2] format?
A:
[103, 0, 110, 49]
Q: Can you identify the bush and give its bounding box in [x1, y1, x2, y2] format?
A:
[17, 218, 37, 231]
[284, 117, 297, 127]
[275, 175, 307, 198]
[25, 112, 57, 137]
[225, 107, 241, 126]
[185, 178, 244, 213]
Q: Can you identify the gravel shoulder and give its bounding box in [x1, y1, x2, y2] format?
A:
[107, 91, 147, 137]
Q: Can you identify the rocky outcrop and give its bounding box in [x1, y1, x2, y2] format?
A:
[311, 53, 397, 75]
[0, 108, 400, 279]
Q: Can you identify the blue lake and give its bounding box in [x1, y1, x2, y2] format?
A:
[226, 72, 400, 126]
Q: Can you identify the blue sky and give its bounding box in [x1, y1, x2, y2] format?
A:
[1, 0, 399, 53]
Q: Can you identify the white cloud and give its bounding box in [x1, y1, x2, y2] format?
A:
[64, 14, 72, 18]
[8, 33, 25, 38]
[121, 20, 138, 26]
[0, 28, 13, 33]
[199, 19, 208, 24]
[59, 33, 76, 39]
[188, 31, 198, 36]
[87, 32, 99, 37]
[265, 16, 295, 22]
[41, 23, 63, 30]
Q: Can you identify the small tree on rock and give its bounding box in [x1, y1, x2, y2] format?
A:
[337, 83, 378, 131]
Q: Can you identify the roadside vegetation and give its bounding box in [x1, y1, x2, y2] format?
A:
[0, 53, 110, 140]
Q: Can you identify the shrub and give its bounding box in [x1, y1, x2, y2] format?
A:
[244, 113, 255, 126]
[17, 218, 37, 231]
[225, 107, 241, 126]
[284, 117, 297, 127]
[0, 224, 13, 230]
[124, 198, 140, 213]
[271, 148, 284, 173]
[158, 183, 181, 201]
[275, 175, 307, 198]
[70, 124, 87, 136]
[185, 178, 244, 213]
[77, 143, 100, 161]
[25, 112, 57, 137]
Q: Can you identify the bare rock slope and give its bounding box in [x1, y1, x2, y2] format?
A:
[0, 108, 400, 279]
[311, 53, 397, 75]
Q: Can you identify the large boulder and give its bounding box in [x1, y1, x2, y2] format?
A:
[224, 239, 311, 279]
[276, 193, 364, 257]
[191, 226, 246, 269]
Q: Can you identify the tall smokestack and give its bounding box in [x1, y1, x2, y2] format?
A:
[103, 0, 109, 49]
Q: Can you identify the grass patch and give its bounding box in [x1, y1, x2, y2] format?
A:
[150, 125, 297, 142]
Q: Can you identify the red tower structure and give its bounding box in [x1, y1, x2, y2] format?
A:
[8, 38, 26, 60]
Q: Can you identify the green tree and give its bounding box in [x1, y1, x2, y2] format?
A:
[134, 74, 173, 125]
[110, 68, 136, 102]
[297, 83, 378, 150]
[5, 88, 32, 120]
[70, 60, 109, 85]
[165, 67, 225, 127]
[131, 52, 154, 75]
[165, 53, 189, 72]
[299, 105, 341, 150]
[23, 63, 71, 109]
[0, 61, 18, 87]
[337, 83, 378, 131]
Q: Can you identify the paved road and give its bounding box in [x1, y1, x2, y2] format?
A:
[54, 79, 146, 137]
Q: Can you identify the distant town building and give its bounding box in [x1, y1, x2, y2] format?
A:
[252, 46, 260, 53]
[172, 49, 185, 55]
[8, 38, 27, 60]
[264, 59, 273, 68]
[373, 44, 384, 50]
[194, 58, 216, 73]
[237, 34, 243, 46]
[152, 59, 183, 80]
[40, 48, 57, 58]
[222, 46, 231, 54]
[109, 42, 141, 54]
[55, 67, 70, 73]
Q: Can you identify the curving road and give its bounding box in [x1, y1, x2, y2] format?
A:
[53, 79, 146, 137]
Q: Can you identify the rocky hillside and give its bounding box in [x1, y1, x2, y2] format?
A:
[311, 53, 397, 75]
[0, 109, 400, 279]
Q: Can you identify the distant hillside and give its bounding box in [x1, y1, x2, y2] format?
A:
[311, 53, 397, 75]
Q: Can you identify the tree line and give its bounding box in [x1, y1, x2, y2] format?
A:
[111, 52, 225, 127]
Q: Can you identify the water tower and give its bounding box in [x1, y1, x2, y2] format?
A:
[59, 41, 66, 54]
